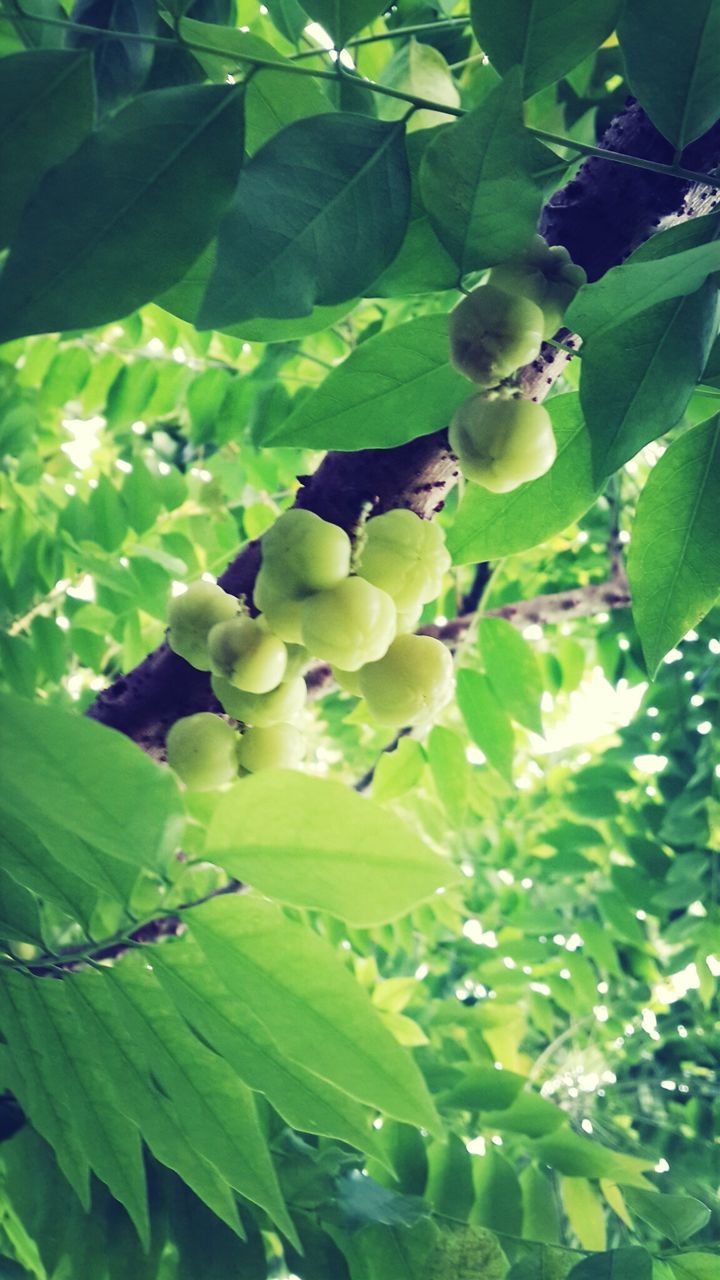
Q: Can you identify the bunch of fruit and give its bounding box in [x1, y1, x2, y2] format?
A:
[164, 507, 454, 789]
[448, 235, 585, 493]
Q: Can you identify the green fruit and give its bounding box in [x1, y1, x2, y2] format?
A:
[167, 580, 237, 670]
[332, 665, 364, 695]
[301, 577, 396, 671]
[208, 616, 287, 693]
[212, 673, 306, 726]
[260, 508, 351, 594]
[253, 569, 305, 643]
[357, 509, 450, 611]
[489, 239, 586, 339]
[166, 713, 238, 790]
[449, 395, 556, 493]
[396, 601, 424, 634]
[358, 634, 454, 726]
[448, 284, 545, 386]
[284, 642, 309, 678]
[236, 723, 306, 772]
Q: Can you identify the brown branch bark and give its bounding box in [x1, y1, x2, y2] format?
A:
[87, 101, 720, 754]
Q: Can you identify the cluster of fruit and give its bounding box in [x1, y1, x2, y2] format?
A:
[164, 508, 454, 790]
[447, 235, 585, 493]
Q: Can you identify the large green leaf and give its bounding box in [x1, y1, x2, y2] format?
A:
[178, 18, 329, 154]
[150, 939, 385, 1159]
[0, 867, 43, 947]
[618, 0, 720, 149]
[302, 0, 387, 46]
[471, 1148, 523, 1235]
[532, 1128, 653, 1185]
[0, 693, 183, 872]
[567, 1249, 653, 1280]
[0, 972, 149, 1246]
[188, 894, 441, 1133]
[566, 240, 720, 339]
[378, 39, 460, 132]
[448, 392, 600, 563]
[627, 415, 720, 673]
[456, 669, 514, 783]
[106, 958, 297, 1245]
[0, 84, 245, 342]
[580, 281, 719, 481]
[0, 809, 98, 929]
[199, 114, 410, 328]
[623, 1188, 711, 1246]
[372, 129, 459, 296]
[478, 617, 544, 734]
[419, 71, 564, 275]
[67, 969, 243, 1234]
[205, 770, 459, 925]
[471, 0, 622, 97]
[0, 49, 94, 249]
[260, 314, 468, 449]
[667, 1256, 720, 1280]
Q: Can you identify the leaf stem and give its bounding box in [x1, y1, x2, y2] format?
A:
[529, 126, 720, 190]
[288, 15, 471, 60]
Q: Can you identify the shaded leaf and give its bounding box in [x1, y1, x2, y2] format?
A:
[471, 0, 622, 97]
[623, 1187, 711, 1246]
[456, 669, 514, 783]
[479, 616, 544, 734]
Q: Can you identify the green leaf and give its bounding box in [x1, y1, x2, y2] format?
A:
[427, 725, 469, 825]
[205, 770, 458, 925]
[0, 85, 245, 342]
[420, 71, 563, 274]
[0, 49, 95, 249]
[67, 969, 243, 1235]
[335, 1168, 427, 1231]
[164, 1174, 268, 1280]
[623, 1188, 711, 1246]
[667, 1255, 720, 1280]
[520, 1164, 561, 1245]
[199, 114, 410, 328]
[106, 958, 297, 1245]
[471, 1148, 523, 1235]
[372, 131, 458, 296]
[302, 0, 387, 47]
[0, 809, 97, 929]
[568, 1249, 654, 1280]
[0, 867, 43, 946]
[561, 1176, 606, 1250]
[188, 894, 441, 1133]
[0, 972, 149, 1247]
[262, 314, 468, 449]
[442, 1066, 526, 1111]
[618, 0, 720, 149]
[178, 18, 329, 154]
[532, 1128, 653, 1186]
[627, 415, 720, 673]
[0, 692, 183, 873]
[479, 616, 544, 734]
[378, 39, 460, 132]
[448, 392, 599, 563]
[425, 1134, 474, 1219]
[566, 241, 720, 340]
[471, 0, 622, 97]
[482, 1091, 565, 1138]
[340, 1218, 441, 1280]
[151, 938, 384, 1159]
[373, 737, 426, 803]
[456, 669, 514, 782]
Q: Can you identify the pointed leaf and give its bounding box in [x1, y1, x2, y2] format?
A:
[471, 0, 622, 97]
[568, 1249, 653, 1280]
[205, 770, 459, 926]
[189, 894, 441, 1133]
[623, 1188, 711, 1246]
[302, 0, 387, 46]
[420, 71, 564, 273]
[0, 84, 245, 342]
[628, 415, 720, 673]
[479, 616, 544, 734]
[199, 113, 410, 328]
[456, 669, 514, 783]
[261, 314, 469, 449]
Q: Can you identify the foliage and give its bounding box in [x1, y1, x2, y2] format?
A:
[0, 2, 719, 1278]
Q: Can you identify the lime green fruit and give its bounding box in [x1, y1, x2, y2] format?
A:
[301, 577, 396, 671]
[489, 240, 586, 339]
[166, 713, 238, 790]
[358, 634, 454, 726]
[448, 284, 545, 386]
[236, 723, 306, 772]
[396, 602, 424, 633]
[357, 509, 450, 611]
[260, 508, 351, 594]
[212, 673, 306, 726]
[253, 569, 305, 644]
[208, 616, 287, 693]
[167, 580, 237, 670]
[449, 395, 556, 493]
[332, 665, 364, 695]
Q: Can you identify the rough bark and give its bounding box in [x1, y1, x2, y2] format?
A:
[88, 100, 720, 752]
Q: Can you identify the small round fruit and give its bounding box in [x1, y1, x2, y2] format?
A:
[212, 673, 306, 726]
[260, 508, 351, 593]
[489, 242, 586, 338]
[167, 581, 237, 671]
[448, 285, 545, 386]
[166, 713, 238, 790]
[357, 509, 450, 611]
[396, 601, 424, 634]
[208, 616, 287, 693]
[358, 634, 454, 726]
[236, 724, 306, 772]
[301, 577, 396, 671]
[253, 569, 305, 644]
[449, 395, 556, 493]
